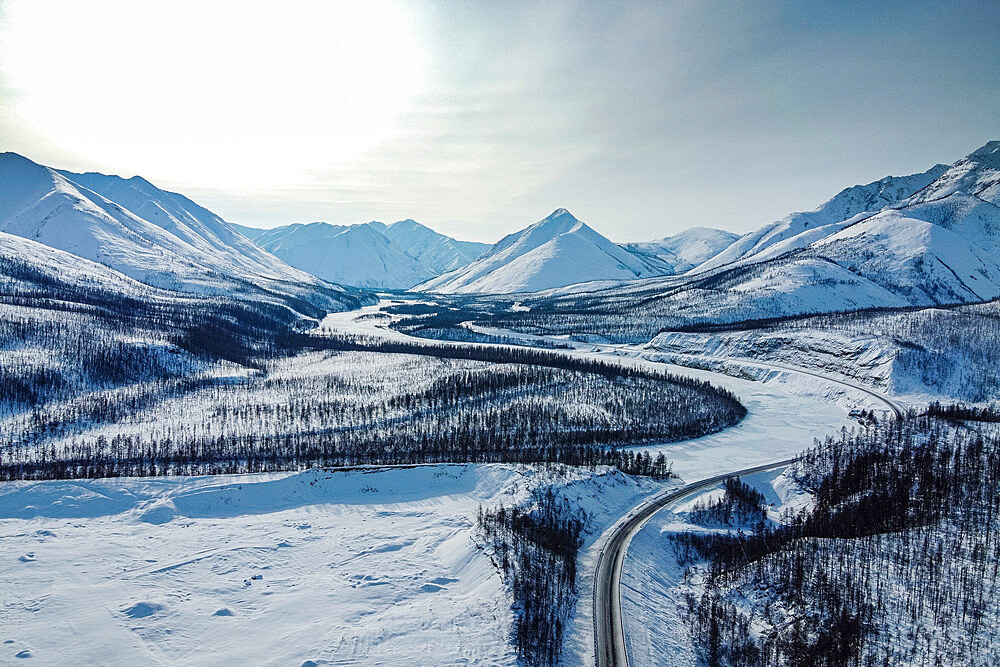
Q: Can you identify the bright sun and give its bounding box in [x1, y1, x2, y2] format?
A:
[0, 0, 425, 186]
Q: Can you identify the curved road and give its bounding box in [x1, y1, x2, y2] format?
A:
[463, 322, 906, 420]
[646, 352, 906, 420]
[591, 357, 903, 667]
[593, 458, 794, 667]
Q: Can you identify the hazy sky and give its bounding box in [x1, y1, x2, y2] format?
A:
[1, 1, 997, 242]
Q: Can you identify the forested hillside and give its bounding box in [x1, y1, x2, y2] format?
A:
[670, 411, 1000, 665]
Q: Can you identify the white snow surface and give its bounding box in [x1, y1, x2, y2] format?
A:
[381, 219, 490, 274]
[416, 209, 670, 294]
[813, 210, 1000, 302]
[696, 163, 948, 273]
[0, 229, 160, 295]
[0, 463, 669, 666]
[3, 464, 518, 665]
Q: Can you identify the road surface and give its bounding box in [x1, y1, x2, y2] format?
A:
[592, 459, 794, 667]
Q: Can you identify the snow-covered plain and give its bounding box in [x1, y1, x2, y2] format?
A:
[0, 464, 523, 665]
[0, 463, 669, 665]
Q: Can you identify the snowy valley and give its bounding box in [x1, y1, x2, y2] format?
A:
[2, 139, 999, 667]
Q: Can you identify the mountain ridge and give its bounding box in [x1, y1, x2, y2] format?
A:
[235, 218, 489, 289]
[242, 221, 436, 289]
[520, 140, 1000, 328]
[0, 152, 369, 316]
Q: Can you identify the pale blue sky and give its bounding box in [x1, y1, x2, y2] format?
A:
[1, 0, 997, 241]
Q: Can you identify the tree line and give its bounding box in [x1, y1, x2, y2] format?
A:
[2, 350, 723, 481]
[689, 476, 768, 527]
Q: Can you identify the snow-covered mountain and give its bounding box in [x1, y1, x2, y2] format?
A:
[625, 227, 739, 274]
[236, 219, 487, 289]
[521, 141, 1000, 329]
[785, 142, 1000, 304]
[697, 163, 949, 272]
[672, 141, 1000, 309]
[380, 219, 489, 274]
[0, 153, 368, 315]
[0, 228, 165, 298]
[416, 209, 670, 294]
[238, 221, 436, 289]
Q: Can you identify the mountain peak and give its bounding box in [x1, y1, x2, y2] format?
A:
[386, 218, 428, 234]
[416, 209, 667, 294]
[968, 140, 1000, 168]
[543, 208, 575, 221]
[127, 174, 155, 188]
[526, 209, 584, 238]
[0, 151, 37, 165]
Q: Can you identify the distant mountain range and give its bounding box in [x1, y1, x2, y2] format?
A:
[0, 152, 368, 316]
[234, 219, 489, 289]
[3, 139, 997, 321]
[240, 209, 736, 293]
[521, 140, 1000, 327]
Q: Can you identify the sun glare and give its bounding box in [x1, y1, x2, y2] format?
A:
[0, 0, 425, 186]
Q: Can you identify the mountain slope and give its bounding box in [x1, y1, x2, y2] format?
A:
[511, 140, 1000, 334]
[0, 228, 335, 404]
[381, 219, 489, 274]
[625, 227, 739, 274]
[244, 222, 435, 289]
[416, 209, 669, 294]
[675, 141, 1000, 312]
[811, 211, 1000, 303]
[697, 163, 949, 272]
[0, 153, 368, 315]
[906, 140, 1000, 205]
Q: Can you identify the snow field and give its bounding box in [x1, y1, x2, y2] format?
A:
[0, 463, 671, 666]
